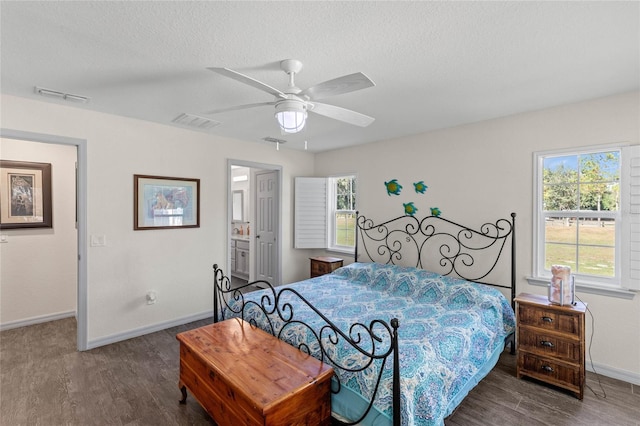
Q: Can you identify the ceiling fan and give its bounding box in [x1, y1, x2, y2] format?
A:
[205, 59, 375, 133]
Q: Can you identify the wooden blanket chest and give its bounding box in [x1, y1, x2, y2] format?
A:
[177, 318, 333, 425]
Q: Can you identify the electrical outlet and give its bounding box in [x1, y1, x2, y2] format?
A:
[0, 234, 7, 243]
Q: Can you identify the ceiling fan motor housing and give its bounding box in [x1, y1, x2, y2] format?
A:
[275, 98, 306, 114]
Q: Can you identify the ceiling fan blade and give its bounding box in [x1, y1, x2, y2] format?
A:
[208, 67, 287, 99]
[203, 102, 275, 115]
[300, 72, 375, 101]
[310, 102, 375, 127]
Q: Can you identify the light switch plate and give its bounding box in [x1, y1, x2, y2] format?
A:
[90, 235, 106, 247]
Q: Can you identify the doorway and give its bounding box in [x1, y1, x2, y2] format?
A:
[228, 159, 281, 286]
[0, 128, 87, 350]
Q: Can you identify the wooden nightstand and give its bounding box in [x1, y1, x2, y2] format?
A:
[310, 256, 343, 278]
[515, 292, 587, 399]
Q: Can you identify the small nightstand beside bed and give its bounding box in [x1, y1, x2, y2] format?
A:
[208, 212, 517, 426]
[515, 292, 587, 400]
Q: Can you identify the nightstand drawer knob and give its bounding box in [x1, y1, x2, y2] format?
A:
[541, 365, 554, 373]
[540, 340, 555, 348]
[541, 316, 554, 323]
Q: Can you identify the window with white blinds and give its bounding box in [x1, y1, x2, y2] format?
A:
[294, 177, 327, 249]
[621, 144, 640, 289]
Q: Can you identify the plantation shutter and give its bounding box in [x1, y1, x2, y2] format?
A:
[294, 177, 327, 249]
[622, 144, 640, 290]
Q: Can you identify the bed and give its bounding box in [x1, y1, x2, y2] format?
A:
[211, 212, 517, 425]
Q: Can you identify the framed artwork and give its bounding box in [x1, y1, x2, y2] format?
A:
[134, 174, 200, 230]
[0, 160, 52, 229]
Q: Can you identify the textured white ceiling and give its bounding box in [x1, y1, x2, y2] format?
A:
[1, 1, 638, 152]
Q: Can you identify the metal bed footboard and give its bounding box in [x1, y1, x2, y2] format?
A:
[212, 264, 401, 425]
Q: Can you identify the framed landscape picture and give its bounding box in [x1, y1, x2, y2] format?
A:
[134, 174, 200, 230]
[0, 160, 53, 229]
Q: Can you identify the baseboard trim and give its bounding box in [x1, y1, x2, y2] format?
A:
[86, 310, 213, 350]
[0, 310, 76, 331]
[587, 361, 640, 386]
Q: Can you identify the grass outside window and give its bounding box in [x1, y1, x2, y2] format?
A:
[544, 218, 615, 277]
[335, 213, 356, 247]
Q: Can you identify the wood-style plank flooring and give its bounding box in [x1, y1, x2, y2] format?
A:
[1, 317, 638, 425]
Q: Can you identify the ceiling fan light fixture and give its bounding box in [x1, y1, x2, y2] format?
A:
[275, 100, 307, 133]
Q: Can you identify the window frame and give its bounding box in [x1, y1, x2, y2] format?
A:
[530, 143, 638, 299]
[327, 175, 357, 254]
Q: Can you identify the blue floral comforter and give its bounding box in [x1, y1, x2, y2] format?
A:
[226, 262, 515, 425]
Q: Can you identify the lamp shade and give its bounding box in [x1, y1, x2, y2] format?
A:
[275, 100, 307, 133]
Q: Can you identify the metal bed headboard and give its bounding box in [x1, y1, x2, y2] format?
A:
[355, 212, 517, 308]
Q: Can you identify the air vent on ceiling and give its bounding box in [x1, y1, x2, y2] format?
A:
[35, 86, 90, 103]
[172, 113, 221, 129]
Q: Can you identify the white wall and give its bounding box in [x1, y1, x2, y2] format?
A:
[0, 138, 77, 327]
[315, 91, 640, 383]
[1, 94, 315, 346]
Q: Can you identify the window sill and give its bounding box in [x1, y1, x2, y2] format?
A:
[526, 276, 636, 300]
[326, 247, 355, 256]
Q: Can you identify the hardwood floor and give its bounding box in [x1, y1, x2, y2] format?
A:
[230, 275, 265, 293]
[1, 318, 638, 425]
[1, 317, 214, 425]
[446, 350, 640, 426]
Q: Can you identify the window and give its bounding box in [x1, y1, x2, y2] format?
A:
[542, 151, 619, 278]
[293, 175, 357, 253]
[531, 144, 640, 295]
[329, 176, 356, 251]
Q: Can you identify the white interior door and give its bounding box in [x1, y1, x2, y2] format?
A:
[255, 170, 279, 284]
